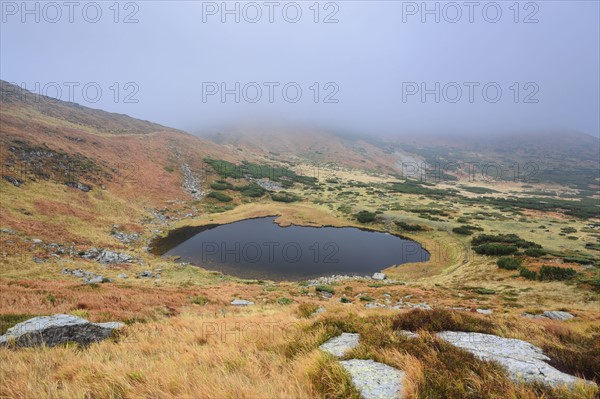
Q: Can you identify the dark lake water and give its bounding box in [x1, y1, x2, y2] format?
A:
[151, 217, 429, 281]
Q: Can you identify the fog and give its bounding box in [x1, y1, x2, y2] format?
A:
[2, 1, 599, 137]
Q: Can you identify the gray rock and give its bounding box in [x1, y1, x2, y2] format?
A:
[542, 311, 575, 321]
[409, 303, 431, 310]
[117, 273, 128, 279]
[476, 309, 493, 315]
[97, 250, 132, 264]
[32, 238, 43, 244]
[372, 272, 387, 280]
[231, 299, 254, 306]
[0, 314, 124, 348]
[365, 302, 387, 309]
[319, 333, 360, 358]
[3, 175, 23, 187]
[65, 181, 92, 192]
[62, 268, 109, 284]
[85, 276, 109, 285]
[437, 331, 596, 388]
[339, 359, 405, 399]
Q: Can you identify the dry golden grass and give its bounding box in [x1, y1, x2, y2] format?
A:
[0, 310, 319, 399]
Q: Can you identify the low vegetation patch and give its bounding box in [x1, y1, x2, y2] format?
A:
[272, 191, 301, 203]
[395, 221, 424, 231]
[538, 265, 577, 281]
[497, 257, 522, 270]
[392, 308, 496, 334]
[207, 191, 233, 202]
[355, 210, 376, 223]
[315, 285, 335, 295]
[297, 303, 319, 318]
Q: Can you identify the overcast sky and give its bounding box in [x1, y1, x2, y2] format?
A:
[1, 1, 599, 137]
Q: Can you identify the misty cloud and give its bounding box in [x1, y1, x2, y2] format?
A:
[1, 1, 598, 137]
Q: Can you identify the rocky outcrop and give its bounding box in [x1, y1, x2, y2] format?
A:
[372, 272, 386, 280]
[138, 270, 160, 279]
[437, 331, 596, 388]
[181, 163, 204, 200]
[307, 275, 404, 286]
[65, 181, 92, 192]
[97, 250, 133, 264]
[319, 333, 360, 358]
[61, 268, 110, 284]
[339, 359, 405, 399]
[79, 248, 134, 264]
[0, 314, 124, 347]
[110, 225, 139, 244]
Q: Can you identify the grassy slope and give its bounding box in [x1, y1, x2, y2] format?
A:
[1, 84, 599, 398]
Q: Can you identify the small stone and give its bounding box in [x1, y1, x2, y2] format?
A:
[542, 311, 575, 321]
[372, 272, 387, 280]
[117, 273, 128, 279]
[410, 303, 431, 310]
[32, 239, 43, 244]
[231, 299, 254, 306]
[365, 302, 387, 309]
[476, 309, 493, 315]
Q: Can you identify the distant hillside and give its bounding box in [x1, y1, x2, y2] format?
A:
[1, 81, 174, 136]
[201, 126, 600, 192]
[0, 80, 240, 205]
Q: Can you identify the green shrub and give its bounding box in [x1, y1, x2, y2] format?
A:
[519, 267, 537, 280]
[235, 183, 266, 197]
[474, 243, 518, 256]
[452, 226, 474, 235]
[210, 181, 233, 190]
[271, 191, 300, 203]
[356, 210, 376, 223]
[192, 296, 208, 305]
[497, 257, 522, 270]
[395, 221, 424, 231]
[539, 265, 577, 281]
[340, 297, 353, 303]
[315, 285, 335, 295]
[472, 234, 541, 249]
[207, 191, 233, 202]
[359, 295, 374, 302]
[277, 297, 294, 305]
[524, 248, 545, 257]
[560, 227, 577, 234]
[474, 288, 496, 295]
